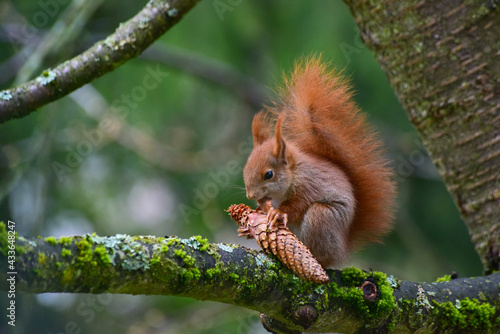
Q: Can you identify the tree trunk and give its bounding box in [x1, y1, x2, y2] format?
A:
[343, 0, 500, 271]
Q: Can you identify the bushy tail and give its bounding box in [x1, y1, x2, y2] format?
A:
[269, 56, 396, 249]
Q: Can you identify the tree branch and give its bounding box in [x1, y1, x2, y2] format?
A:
[141, 44, 268, 109]
[0, 0, 201, 123]
[1, 225, 499, 333]
[13, 0, 105, 85]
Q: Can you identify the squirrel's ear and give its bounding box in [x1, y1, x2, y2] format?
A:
[273, 115, 287, 162]
[252, 111, 271, 146]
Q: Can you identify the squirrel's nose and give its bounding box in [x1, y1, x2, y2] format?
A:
[246, 190, 255, 200]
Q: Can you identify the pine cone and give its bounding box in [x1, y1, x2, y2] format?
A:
[227, 204, 329, 284]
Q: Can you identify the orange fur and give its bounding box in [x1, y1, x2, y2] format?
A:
[275, 57, 396, 249]
[243, 56, 396, 267]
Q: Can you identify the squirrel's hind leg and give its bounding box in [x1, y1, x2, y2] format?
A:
[298, 202, 352, 268]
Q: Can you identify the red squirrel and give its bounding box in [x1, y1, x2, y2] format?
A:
[242, 57, 396, 268]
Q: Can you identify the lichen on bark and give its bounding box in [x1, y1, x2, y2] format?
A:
[1, 223, 499, 333]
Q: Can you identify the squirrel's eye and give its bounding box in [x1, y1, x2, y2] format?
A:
[264, 170, 273, 180]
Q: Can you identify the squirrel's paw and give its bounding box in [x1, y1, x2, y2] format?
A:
[267, 208, 288, 228]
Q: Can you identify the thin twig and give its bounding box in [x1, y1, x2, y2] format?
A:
[141, 44, 268, 109]
[14, 0, 105, 85]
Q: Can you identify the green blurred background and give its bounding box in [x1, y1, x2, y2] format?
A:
[0, 0, 482, 333]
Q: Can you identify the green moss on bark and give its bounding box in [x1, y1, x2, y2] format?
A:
[436, 274, 452, 282]
[0, 222, 8, 257]
[44, 236, 57, 246]
[334, 268, 395, 325]
[0, 222, 26, 256]
[432, 298, 497, 331]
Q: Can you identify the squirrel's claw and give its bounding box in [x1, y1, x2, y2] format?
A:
[257, 197, 273, 214]
[267, 208, 288, 228]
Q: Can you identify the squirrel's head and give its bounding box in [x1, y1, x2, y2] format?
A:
[243, 113, 294, 205]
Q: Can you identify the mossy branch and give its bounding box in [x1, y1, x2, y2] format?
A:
[0, 0, 201, 124]
[1, 229, 499, 333]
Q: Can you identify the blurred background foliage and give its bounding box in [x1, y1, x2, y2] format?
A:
[0, 0, 482, 333]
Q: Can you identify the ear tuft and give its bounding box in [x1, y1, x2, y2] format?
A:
[273, 114, 287, 162]
[252, 111, 272, 146]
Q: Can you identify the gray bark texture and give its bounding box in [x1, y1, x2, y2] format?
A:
[343, 0, 500, 271]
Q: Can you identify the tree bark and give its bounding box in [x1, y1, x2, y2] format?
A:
[342, 0, 500, 271]
[1, 228, 499, 333]
[0, 0, 201, 123]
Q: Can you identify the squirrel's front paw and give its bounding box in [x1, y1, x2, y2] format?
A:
[267, 208, 288, 228]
